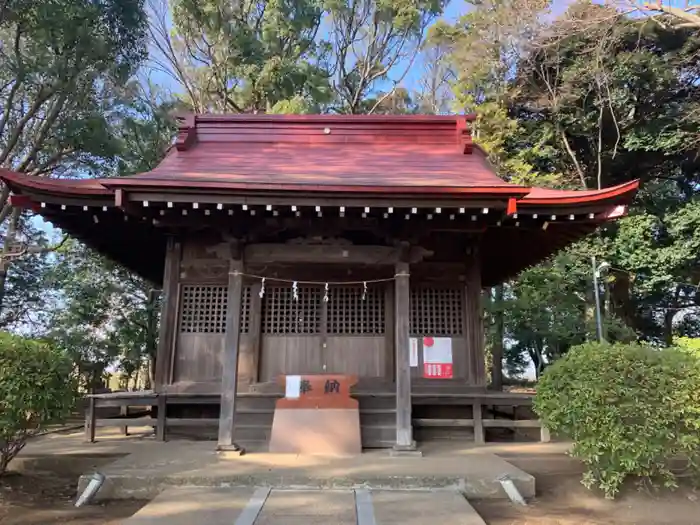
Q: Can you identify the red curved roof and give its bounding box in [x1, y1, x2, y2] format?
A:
[99, 143, 528, 195]
[0, 114, 640, 284]
[99, 113, 530, 195]
[1, 114, 638, 205]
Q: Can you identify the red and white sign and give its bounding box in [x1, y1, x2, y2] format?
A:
[422, 336, 453, 379]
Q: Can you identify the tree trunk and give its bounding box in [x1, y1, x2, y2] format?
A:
[491, 285, 504, 390]
[663, 309, 675, 347]
[609, 273, 636, 331]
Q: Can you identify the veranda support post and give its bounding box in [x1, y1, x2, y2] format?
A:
[393, 260, 416, 452]
[217, 255, 244, 452]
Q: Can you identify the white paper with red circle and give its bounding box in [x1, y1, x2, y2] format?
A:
[422, 336, 453, 379]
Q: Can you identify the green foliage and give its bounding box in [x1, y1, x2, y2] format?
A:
[535, 341, 700, 498]
[0, 0, 148, 175]
[446, 1, 700, 379]
[46, 239, 159, 391]
[166, 0, 330, 113]
[0, 332, 76, 474]
[512, 4, 700, 191]
[158, 0, 445, 114]
[674, 337, 700, 357]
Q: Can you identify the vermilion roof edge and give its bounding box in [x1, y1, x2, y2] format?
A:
[520, 180, 640, 205]
[0, 169, 111, 196]
[0, 170, 639, 205]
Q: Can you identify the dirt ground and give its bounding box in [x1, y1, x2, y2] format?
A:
[473, 453, 700, 525]
[0, 454, 147, 525]
[1, 445, 699, 524]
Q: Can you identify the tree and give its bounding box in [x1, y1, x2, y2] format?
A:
[436, 2, 700, 376]
[0, 218, 56, 332]
[510, 4, 700, 346]
[0, 0, 148, 187]
[39, 84, 174, 389]
[513, 2, 700, 190]
[0, 333, 76, 474]
[0, 0, 149, 317]
[46, 240, 160, 391]
[149, 0, 447, 115]
[322, 0, 447, 114]
[434, 0, 567, 382]
[504, 248, 635, 377]
[413, 39, 455, 114]
[148, 0, 330, 113]
[629, 1, 700, 28]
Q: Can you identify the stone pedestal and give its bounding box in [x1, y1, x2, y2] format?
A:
[268, 374, 361, 456]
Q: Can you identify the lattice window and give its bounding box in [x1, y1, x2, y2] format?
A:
[262, 285, 321, 335]
[410, 287, 464, 336]
[240, 286, 251, 333]
[178, 284, 251, 334]
[328, 286, 385, 335]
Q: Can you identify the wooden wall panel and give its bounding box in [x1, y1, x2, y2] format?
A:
[171, 280, 256, 391]
[325, 336, 386, 378]
[259, 335, 323, 382]
[174, 333, 223, 382]
[450, 337, 468, 381]
[169, 332, 255, 394]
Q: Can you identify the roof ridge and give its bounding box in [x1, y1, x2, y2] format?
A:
[173, 113, 477, 152]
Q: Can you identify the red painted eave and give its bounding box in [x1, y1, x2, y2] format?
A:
[0, 169, 111, 197]
[99, 177, 531, 197]
[519, 180, 639, 206]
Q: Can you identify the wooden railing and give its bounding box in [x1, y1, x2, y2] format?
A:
[84, 391, 550, 444]
[412, 393, 550, 443]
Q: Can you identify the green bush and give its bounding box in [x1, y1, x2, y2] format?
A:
[0, 332, 76, 475]
[534, 341, 700, 498]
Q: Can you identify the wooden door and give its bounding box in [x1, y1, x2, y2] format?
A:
[258, 283, 390, 381]
[259, 285, 323, 381]
[324, 285, 389, 378]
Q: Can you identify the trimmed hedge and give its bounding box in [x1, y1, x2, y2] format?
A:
[0, 332, 76, 475]
[534, 341, 700, 498]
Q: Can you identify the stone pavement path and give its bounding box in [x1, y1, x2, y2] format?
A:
[121, 486, 487, 525]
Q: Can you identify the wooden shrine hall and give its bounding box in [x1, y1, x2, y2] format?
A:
[1, 114, 638, 453]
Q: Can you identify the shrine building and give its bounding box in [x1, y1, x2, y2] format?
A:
[1, 114, 638, 452]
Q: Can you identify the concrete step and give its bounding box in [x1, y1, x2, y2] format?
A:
[121, 487, 256, 525]
[255, 489, 356, 525]
[119, 487, 486, 525]
[82, 445, 534, 501]
[372, 490, 486, 525]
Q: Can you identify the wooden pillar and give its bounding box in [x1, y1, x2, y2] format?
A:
[393, 260, 416, 452]
[217, 256, 244, 451]
[120, 405, 129, 436]
[84, 397, 96, 443]
[465, 245, 486, 387]
[154, 236, 181, 390]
